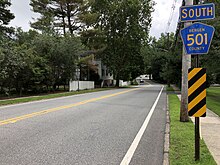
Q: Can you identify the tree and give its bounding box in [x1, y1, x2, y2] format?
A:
[32, 33, 84, 90]
[14, 29, 49, 93]
[0, 37, 37, 96]
[30, 0, 54, 33]
[90, 0, 154, 86]
[0, 28, 84, 96]
[30, 0, 95, 35]
[141, 33, 182, 86]
[0, 0, 15, 35]
[200, 0, 220, 85]
[52, 35, 84, 87]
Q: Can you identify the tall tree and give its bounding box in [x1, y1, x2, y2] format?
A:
[32, 33, 84, 89]
[90, 0, 154, 86]
[30, 0, 94, 35]
[0, 28, 84, 95]
[30, 0, 54, 33]
[0, 37, 37, 96]
[0, 0, 15, 35]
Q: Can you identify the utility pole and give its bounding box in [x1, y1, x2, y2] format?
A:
[180, 0, 193, 122]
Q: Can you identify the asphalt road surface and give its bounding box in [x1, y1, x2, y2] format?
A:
[0, 84, 166, 165]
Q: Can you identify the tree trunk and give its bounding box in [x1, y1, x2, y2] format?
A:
[168, 80, 171, 87]
[79, 65, 82, 81]
[116, 79, 120, 87]
[19, 88, 22, 97]
[60, 3, 66, 35]
[53, 84, 56, 91]
[66, 2, 73, 34]
[8, 86, 11, 96]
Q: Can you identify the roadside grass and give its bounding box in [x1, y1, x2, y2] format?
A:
[207, 87, 220, 116]
[166, 86, 174, 92]
[169, 94, 216, 165]
[0, 88, 114, 106]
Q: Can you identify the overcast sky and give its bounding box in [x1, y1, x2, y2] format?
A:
[9, 0, 182, 39]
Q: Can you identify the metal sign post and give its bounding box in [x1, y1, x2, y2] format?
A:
[195, 55, 200, 161]
[195, 117, 200, 160]
[188, 67, 207, 160]
[180, 2, 215, 161]
[195, 55, 199, 161]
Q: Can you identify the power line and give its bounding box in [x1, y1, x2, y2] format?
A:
[165, 0, 178, 33]
[171, 0, 185, 51]
[171, 0, 203, 51]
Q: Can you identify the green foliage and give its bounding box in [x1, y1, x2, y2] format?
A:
[0, 0, 156, 95]
[199, 0, 220, 84]
[142, 33, 182, 86]
[0, 0, 15, 35]
[30, 0, 59, 33]
[0, 29, 84, 96]
[31, 33, 84, 90]
[30, 0, 94, 34]
[0, 37, 36, 95]
[146, 0, 220, 87]
[29, 0, 156, 88]
[90, 0, 154, 85]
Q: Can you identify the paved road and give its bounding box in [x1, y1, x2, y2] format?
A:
[0, 85, 166, 165]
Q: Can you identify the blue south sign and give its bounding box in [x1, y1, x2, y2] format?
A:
[181, 23, 215, 55]
[180, 3, 215, 22]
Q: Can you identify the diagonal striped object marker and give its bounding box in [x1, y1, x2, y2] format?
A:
[188, 68, 206, 117]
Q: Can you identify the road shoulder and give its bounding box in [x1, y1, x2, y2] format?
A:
[177, 92, 220, 164]
[163, 95, 170, 165]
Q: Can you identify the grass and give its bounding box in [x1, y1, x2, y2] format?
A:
[167, 85, 174, 92]
[169, 94, 216, 165]
[0, 88, 114, 106]
[207, 87, 220, 116]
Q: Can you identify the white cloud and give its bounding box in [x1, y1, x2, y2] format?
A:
[9, 0, 39, 31]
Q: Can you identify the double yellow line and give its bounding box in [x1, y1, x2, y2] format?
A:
[0, 88, 139, 126]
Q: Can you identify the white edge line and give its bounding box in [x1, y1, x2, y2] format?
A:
[120, 85, 164, 165]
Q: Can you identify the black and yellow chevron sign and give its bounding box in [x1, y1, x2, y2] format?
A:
[188, 68, 206, 117]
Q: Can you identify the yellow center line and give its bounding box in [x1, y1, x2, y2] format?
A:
[0, 88, 139, 126]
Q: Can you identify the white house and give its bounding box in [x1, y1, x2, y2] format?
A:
[93, 60, 114, 87]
